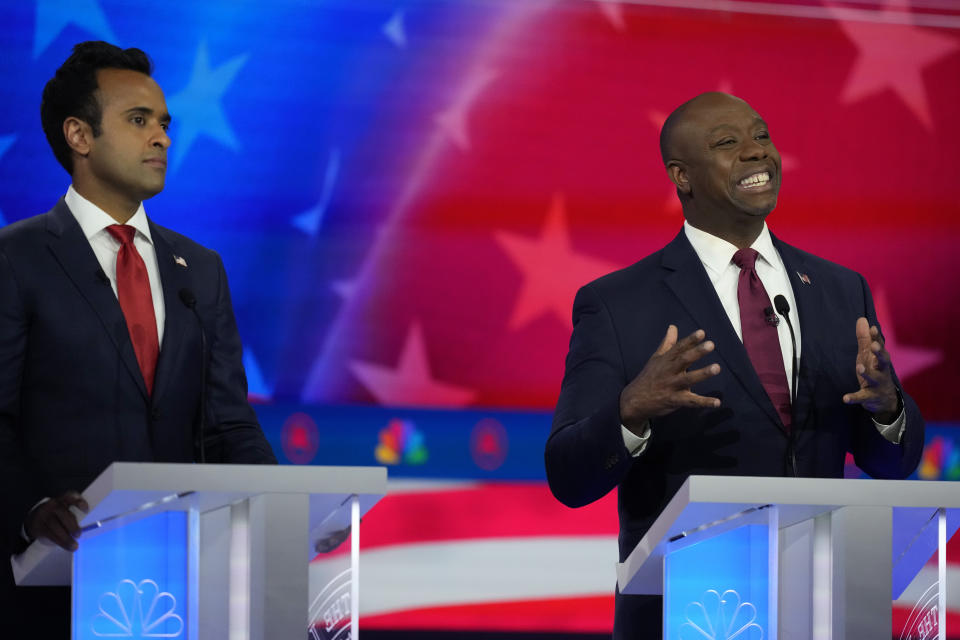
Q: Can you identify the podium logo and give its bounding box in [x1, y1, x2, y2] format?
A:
[375, 418, 427, 465]
[91, 579, 184, 637]
[680, 589, 763, 640]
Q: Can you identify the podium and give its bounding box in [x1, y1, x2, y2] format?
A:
[11, 462, 386, 640]
[617, 476, 960, 639]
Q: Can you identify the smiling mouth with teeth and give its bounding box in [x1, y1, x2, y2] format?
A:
[738, 172, 771, 189]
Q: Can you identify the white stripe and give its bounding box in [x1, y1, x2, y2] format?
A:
[311, 536, 618, 616]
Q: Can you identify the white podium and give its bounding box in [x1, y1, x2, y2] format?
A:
[617, 475, 960, 639]
[12, 462, 387, 640]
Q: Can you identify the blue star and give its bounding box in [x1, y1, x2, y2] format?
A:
[292, 148, 340, 237]
[34, 0, 117, 59]
[0, 135, 16, 227]
[166, 42, 248, 173]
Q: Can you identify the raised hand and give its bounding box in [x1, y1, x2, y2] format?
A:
[842, 317, 899, 422]
[24, 490, 89, 551]
[619, 325, 722, 433]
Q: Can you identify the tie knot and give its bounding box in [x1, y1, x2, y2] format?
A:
[732, 247, 759, 271]
[107, 224, 136, 246]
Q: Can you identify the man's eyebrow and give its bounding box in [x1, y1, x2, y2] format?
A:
[706, 118, 768, 135]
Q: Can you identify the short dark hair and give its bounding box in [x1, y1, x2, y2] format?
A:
[40, 41, 153, 174]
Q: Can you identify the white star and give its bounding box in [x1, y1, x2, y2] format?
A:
[383, 9, 408, 49]
[435, 66, 498, 151]
[830, 0, 959, 129]
[350, 323, 476, 407]
[166, 42, 249, 172]
[292, 148, 340, 237]
[33, 0, 117, 59]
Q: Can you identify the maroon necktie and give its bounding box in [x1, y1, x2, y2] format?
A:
[107, 225, 159, 395]
[732, 248, 791, 432]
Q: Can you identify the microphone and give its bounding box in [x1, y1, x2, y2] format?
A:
[179, 288, 207, 464]
[773, 295, 798, 407]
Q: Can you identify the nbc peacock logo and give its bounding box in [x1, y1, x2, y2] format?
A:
[919, 436, 960, 481]
[374, 418, 427, 465]
[91, 579, 183, 637]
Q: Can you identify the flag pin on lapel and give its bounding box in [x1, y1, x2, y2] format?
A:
[797, 271, 811, 285]
[174, 255, 188, 268]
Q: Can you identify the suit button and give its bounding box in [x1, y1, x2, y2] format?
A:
[151, 407, 161, 421]
[604, 453, 619, 470]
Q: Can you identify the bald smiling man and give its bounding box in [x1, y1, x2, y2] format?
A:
[545, 92, 924, 638]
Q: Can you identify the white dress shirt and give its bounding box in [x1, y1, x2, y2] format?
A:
[64, 185, 165, 346]
[621, 222, 903, 455]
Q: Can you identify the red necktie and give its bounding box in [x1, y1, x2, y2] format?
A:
[107, 225, 159, 395]
[732, 248, 791, 432]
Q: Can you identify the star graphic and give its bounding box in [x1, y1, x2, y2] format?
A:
[829, 0, 959, 129]
[350, 323, 476, 407]
[382, 9, 407, 49]
[495, 194, 620, 328]
[595, 1, 626, 32]
[292, 148, 340, 237]
[0, 134, 16, 226]
[435, 66, 498, 151]
[873, 288, 942, 380]
[166, 42, 249, 172]
[33, 0, 117, 58]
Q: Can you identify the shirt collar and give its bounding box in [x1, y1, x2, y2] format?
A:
[65, 185, 153, 245]
[683, 220, 780, 277]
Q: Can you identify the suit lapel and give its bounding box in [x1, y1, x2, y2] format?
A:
[150, 223, 191, 404]
[773, 236, 823, 431]
[661, 231, 786, 430]
[44, 200, 149, 401]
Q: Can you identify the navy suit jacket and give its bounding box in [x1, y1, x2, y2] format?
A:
[546, 229, 924, 637]
[0, 199, 276, 558]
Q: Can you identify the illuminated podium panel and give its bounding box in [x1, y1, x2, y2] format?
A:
[10, 463, 386, 640]
[617, 476, 960, 640]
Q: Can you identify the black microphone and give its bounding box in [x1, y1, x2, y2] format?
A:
[773, 295, 798, 407]
[179, 288, 207, 464]
[95, 268, 110, 286]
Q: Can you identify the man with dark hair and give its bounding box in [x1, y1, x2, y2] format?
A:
[0, 41, 276, 636]
[546, 91, 924, 639]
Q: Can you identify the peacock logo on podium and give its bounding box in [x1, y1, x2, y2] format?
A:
[90, 578, 184, 638]
[679, 589, 763, 640]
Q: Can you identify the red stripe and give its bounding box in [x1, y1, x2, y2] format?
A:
[361, 594, 614, 633]
[357, 482, 618, 549]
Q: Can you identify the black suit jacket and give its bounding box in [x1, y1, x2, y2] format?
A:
[546, 230, 924, 638]
[0, 199, 276, 561]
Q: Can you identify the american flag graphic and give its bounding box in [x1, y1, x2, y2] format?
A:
[1, 0, 958, 635]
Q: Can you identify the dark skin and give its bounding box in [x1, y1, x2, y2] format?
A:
[621, 92, 898, 434]
[24, 69, 172, 550]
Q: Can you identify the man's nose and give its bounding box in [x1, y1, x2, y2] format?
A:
[740, 139, 768, 161]
[152, 127, 171, 150]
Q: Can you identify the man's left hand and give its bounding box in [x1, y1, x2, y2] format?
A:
[842, 317, 899, 423]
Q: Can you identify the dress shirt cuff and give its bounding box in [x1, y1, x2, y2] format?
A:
[20, 497, 50, 543]
[621, 422, 651, 457]
[873, 410, 906, 444]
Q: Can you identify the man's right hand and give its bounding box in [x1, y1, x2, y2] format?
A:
[619, 325, 722, 433]
[24, 491, 89, 551]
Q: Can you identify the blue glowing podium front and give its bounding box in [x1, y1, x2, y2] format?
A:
[11, 462, 387, 640]
[616, 475, 960, 640]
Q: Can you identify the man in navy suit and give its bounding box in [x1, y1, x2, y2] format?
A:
[0, 42, 276, 636]
[546, 92, 924, 639]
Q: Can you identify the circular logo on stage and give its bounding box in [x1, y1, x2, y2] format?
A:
[470, 418, 508, 471]
[282, 412, 320, 464]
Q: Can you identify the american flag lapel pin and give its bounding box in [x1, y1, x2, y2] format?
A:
[797, 271, 811, 285]
[174, 255, 188, 268]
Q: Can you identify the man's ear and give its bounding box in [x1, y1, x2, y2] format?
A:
[667, 161, 690, 195]
[63, 117, 92, 158]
